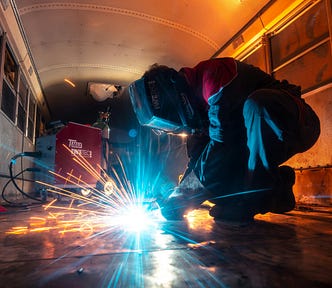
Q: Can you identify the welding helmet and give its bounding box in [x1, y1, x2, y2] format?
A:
[128, 65, 198, 134]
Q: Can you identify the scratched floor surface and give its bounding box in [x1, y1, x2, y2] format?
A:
[0, 204, 331, 288]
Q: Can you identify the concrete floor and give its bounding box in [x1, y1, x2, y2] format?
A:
[0, 203, 331, 288]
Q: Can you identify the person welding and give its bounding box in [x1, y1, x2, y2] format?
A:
[128, 57, 320, 221]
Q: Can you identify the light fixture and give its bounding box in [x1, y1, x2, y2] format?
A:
[88, 82, 123, 102]
[64, 78, 76, 87]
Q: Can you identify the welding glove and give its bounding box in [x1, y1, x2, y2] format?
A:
[159, 170, 212, 220]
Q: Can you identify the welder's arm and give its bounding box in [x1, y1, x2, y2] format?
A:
[180, 134, 210, 183]
[207, 89, 231, 143]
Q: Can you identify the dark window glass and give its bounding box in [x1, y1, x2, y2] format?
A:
[1, 79, 16, 121]
[17, 103, 26, 132]
[35, 107, 41, 138]
[27, 97, 36, 140]
[27, 118, 34, 140]
[17, 75, 28, 133]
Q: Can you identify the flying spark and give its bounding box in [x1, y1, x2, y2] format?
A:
[6, 144, 163, 236]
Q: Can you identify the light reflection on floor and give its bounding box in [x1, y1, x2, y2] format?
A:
[0, 204, 332, 288]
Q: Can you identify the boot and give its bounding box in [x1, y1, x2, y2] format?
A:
[209, 188, 272, 222]
[209, 166, 296, 221]
[270, 165, 296, 213]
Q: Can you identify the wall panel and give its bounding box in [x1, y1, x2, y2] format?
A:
[274, 41, 332, 92]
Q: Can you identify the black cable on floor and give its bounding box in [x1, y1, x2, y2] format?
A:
[1, 169, 28, 207]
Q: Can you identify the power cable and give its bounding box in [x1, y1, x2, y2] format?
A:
[6, 151, 44, 204]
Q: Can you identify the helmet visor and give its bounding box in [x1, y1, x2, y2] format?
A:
[128, 77, 186, 133]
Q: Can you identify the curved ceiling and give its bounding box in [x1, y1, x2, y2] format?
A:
[13, 0, 271, 123]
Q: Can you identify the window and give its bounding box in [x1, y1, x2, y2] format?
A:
[35, 107, 42, 139]
[27, 96, 36, 140]
[17, 74, 29, 132]
[274, 41, 332, 93]
[1, 45, 17, 122]
[1, 80, 16, 121]
[3, 46, 17, 88]
[270, 1, 329, 70]
[270, 1, 332, 92]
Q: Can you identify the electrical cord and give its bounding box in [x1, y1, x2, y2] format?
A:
[7, 151, 43, 203]
[10, 151, 42, 160]
[1, 168, 33, 206]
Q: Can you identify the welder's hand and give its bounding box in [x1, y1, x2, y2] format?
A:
[142, 200, 160, 212]
[158, 186, 210, 220]
[156, 170, 213, 221]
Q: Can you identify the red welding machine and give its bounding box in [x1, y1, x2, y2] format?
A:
[36, 122, 102, 189]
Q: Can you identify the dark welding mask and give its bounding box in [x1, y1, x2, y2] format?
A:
[128, 67, 198, 134]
